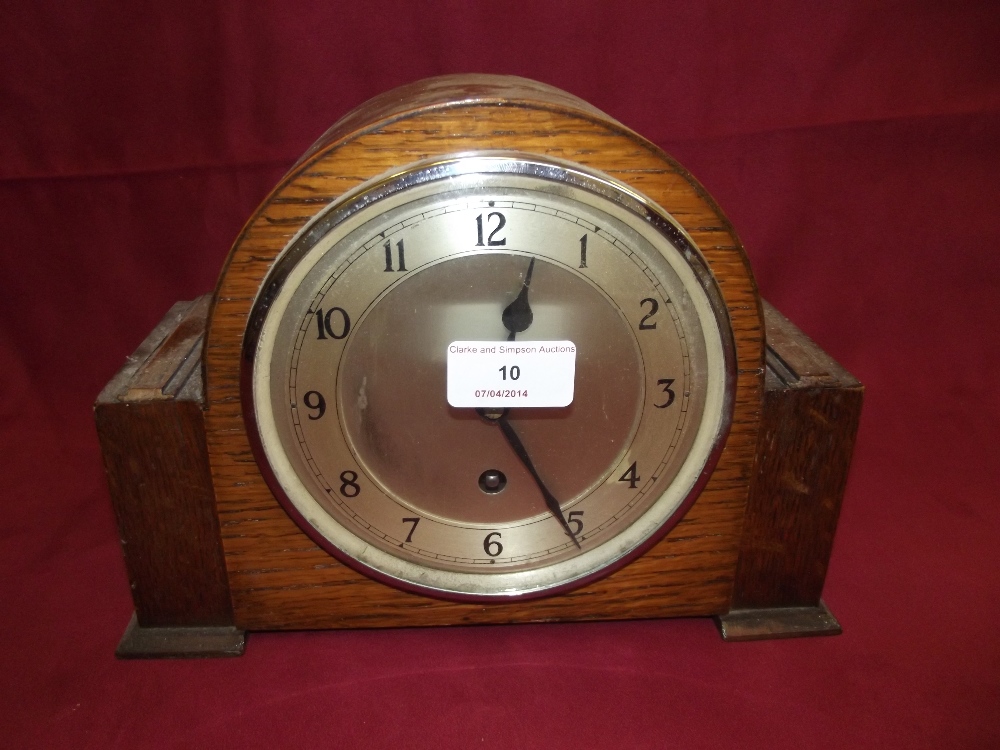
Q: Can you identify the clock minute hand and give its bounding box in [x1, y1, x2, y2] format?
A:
[495, 412, 581, 549]
[487, 256, 579, 547]
[500, 257, 535, 341]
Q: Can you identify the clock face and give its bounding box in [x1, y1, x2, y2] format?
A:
[243, 154, 734, 600]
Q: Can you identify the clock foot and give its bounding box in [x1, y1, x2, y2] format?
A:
[713, 601, 841, 641]
[115, 613, 246, 659]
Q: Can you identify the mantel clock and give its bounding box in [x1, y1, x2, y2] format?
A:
[95, 75, 862, 657]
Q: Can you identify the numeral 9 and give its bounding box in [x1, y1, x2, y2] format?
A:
[302, 390, 326, 419]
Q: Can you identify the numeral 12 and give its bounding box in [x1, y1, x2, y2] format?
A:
[476, 212, 507, 246]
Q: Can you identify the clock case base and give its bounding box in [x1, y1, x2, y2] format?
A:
[95, 296, 861, 657]
[115, 613, 245, 659]
[715, 601, 841, 642]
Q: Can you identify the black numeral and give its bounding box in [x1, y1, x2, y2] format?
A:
[499, 365, 521, 380]
[303, 390, 326, 420]
[579, 234, 588, 268]
[655, 378, 676, 408]
[384, 239, 407, 272]
[402, 517, 420, 543]
[638, 298, 658, 330]
[618, 462, 641, 489]
[315, 307, 350, 340]
[476, 212, 507, 246]
[483, 531, 503, 557]
[567, 511, 584, 537]
[339, 470, 360, 497]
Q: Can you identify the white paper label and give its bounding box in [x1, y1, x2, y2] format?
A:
[446, 341, 577, 408]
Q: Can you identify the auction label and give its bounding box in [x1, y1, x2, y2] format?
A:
[446, 341, 576, 408]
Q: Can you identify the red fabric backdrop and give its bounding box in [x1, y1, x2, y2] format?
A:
[2, 2, 998, 747]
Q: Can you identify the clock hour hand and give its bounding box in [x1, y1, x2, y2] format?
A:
[482, 409, 581, 549]
[500, 257, 535, 341]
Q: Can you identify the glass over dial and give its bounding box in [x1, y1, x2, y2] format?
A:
[244, 155, 734, 600]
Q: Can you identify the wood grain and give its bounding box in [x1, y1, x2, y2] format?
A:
[203, 75, 765, 630]
[96, 297, 233, 628]
[731, 301, 863, 609]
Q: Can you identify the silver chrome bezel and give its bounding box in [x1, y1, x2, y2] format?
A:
[242, 152, 736, 601]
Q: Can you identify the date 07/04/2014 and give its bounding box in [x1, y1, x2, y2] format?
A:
[474, 389, 529, 399]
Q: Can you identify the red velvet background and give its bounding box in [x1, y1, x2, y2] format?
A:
[2, 2, 998, 747]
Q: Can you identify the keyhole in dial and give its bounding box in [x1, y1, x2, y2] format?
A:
[478, 469, 507, 494]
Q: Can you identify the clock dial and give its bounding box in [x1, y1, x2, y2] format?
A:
[244, 154, 734, 599]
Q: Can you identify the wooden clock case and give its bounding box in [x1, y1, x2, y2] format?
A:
[94, 75, 862, 658]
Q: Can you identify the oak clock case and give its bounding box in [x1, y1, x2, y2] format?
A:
[94, 75, 861, 658]
[244, 156, 734, 601]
